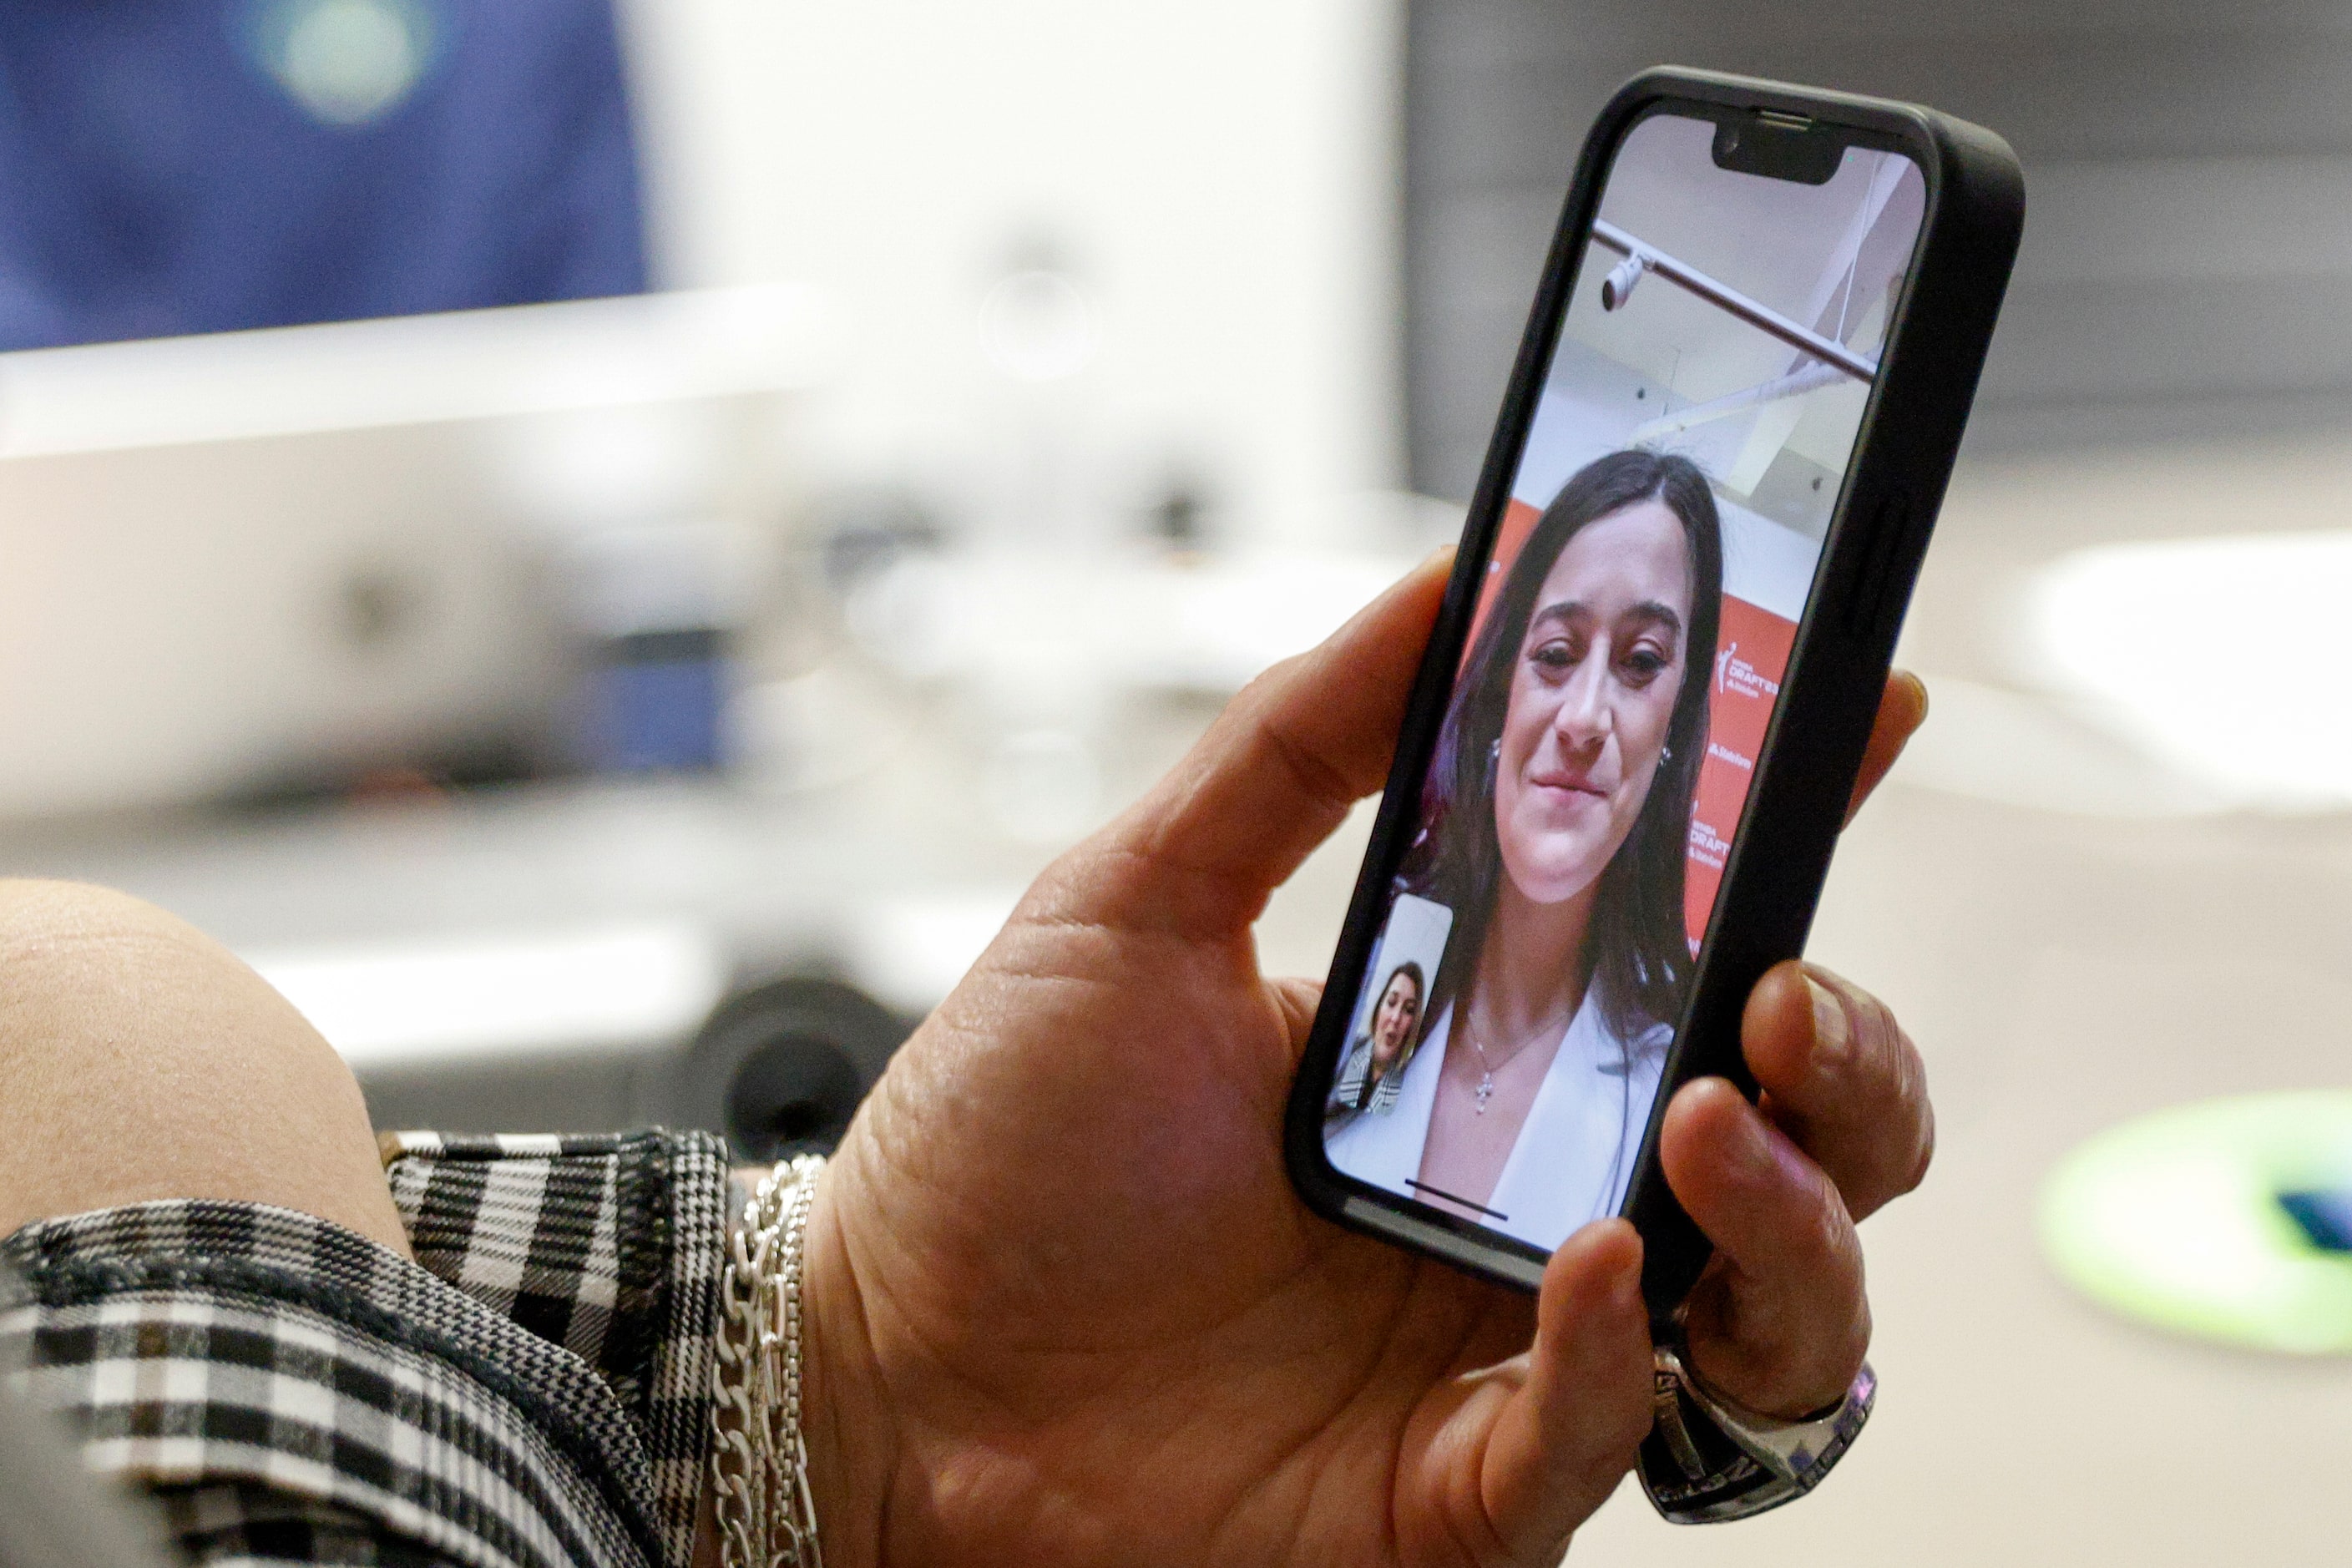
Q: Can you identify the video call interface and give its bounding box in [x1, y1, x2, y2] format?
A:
[1324, 112, 1927, 1252]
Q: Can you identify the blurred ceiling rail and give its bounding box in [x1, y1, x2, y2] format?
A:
[1591, 220, 1878, 380]
[0, 285, 847, 459]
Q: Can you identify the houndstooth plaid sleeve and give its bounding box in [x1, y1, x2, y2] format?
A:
[378, 1130, 728, 1567]
[0, 1128, 732, 1568]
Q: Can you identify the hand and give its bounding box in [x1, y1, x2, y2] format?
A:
[1660, 673, 1933, 1418]
[799, 558, 1932, 1566]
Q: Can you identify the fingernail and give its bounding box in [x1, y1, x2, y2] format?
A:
[1611, 1245, 1644, 1316]
[1805, 974, 1850, 1074]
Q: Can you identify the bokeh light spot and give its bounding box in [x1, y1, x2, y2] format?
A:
[249, 0, 437, 126]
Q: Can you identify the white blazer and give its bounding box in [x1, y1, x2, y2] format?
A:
[1324, 988, 1671, 1253]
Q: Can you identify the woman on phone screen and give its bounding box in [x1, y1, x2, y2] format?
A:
[1328, 959, 1426, 1118]
[1325, 448, 1722, 1250]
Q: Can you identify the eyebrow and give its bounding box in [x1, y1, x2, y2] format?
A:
[1530, 598, 1684, 639]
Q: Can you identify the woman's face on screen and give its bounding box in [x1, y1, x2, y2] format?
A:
[1370, 971, 1421, 1065]
[1492, 499, 1692, 906]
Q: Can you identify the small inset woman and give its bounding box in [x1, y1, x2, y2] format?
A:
[1328, 960, 1426, 1118]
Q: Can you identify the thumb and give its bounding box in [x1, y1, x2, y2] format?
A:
[1419, 1220, 1651, 1562]
[1063, 550, 1452, 940]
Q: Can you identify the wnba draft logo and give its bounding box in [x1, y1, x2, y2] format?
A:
[1707, 641, 1767, 775]
[1712, 640, 1781, 704]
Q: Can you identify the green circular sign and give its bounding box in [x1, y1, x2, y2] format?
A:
[2040, 1092, 2352, 1354]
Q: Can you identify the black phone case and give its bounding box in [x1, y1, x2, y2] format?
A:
[1282, 67, 2024, 1317]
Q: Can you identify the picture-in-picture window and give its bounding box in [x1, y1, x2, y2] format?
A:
[1326, 895, 1454, 1120]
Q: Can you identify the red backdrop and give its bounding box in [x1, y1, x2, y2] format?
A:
[1683, 594, 1795, 949]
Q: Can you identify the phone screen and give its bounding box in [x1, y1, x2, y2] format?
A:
[1322, 109, 1927, 1254]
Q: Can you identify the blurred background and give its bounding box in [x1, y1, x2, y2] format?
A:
[8, 0, 2352, 1560]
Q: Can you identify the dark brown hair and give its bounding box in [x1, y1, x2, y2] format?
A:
[1402, 448, 1723, 1040]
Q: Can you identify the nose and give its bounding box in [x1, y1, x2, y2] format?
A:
[1552, 640, 1613, 753]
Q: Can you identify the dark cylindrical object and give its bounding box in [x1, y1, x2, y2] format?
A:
[671, 976, 909, 1161]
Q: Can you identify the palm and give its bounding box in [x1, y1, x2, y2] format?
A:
[832, 906, 1598, 1566]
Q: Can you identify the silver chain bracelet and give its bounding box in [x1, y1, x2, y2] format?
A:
[711, 1154, 828, 1568]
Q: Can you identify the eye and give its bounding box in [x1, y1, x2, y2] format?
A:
[1621, 641, 1672, 683]
[1529, 635, 1582, 675]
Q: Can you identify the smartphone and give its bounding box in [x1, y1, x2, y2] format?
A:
[1285, 68, 2022, 1311]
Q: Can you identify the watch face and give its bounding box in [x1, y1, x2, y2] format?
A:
[1637, 1344, 1873, 1524]
[2041, 1091, 2352, 1354]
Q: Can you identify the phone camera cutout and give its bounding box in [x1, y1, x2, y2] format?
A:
[1711, 111, 1842, 185]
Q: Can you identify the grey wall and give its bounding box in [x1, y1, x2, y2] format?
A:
[1406, 1, 2352, 498]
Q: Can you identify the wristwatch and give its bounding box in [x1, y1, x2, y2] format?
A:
[1637, 1336, 1875, 1524]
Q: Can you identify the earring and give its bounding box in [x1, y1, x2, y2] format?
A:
[1662, 743, 1674, 761]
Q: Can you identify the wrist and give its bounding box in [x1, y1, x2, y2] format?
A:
[798, 1164, 896, 1568]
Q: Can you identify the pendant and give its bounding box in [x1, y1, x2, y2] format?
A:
[1474, 1072, 1494, 1114]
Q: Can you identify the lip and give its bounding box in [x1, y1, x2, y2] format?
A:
[1526, 770, 1609, 799]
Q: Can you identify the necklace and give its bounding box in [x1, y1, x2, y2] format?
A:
[1461, 1007, 1560, 1114]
